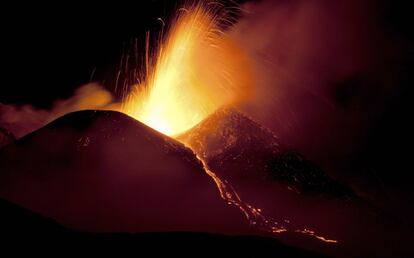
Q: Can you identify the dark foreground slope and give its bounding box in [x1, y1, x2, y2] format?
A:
[0, 198, 324, 257]
[0, 127, 14, 148]
[0, 110, 249, 233]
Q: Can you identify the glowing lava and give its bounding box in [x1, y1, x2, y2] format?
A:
[122, 2, 251, 136]
[121, 1, 337, 244]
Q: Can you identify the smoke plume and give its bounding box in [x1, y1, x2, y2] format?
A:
[229, 0, 412, 210]
[0, 83, 115, 138]
[231, 0, 403, 171]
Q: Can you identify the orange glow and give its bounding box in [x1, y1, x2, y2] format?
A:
[121, 2, 337, 244]
[122, 2, 251, 136]
[295, 229, 338, 243]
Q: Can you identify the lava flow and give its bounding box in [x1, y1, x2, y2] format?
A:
[122, 1, 336, 243]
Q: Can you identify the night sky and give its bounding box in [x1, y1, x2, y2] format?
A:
[1, 0, 248, 107]
[1, 1, 411, 104]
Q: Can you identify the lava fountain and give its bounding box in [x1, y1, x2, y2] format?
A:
[121, 1, 336, 243]
[122, 1, 251, 136]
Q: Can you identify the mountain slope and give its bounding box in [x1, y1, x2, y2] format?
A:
[0, 110, 248, 234]
[179, 107, 353, 198]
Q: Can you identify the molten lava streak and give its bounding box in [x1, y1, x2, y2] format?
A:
[122, 1, 336, 244]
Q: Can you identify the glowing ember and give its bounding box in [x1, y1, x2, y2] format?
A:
[122, 2, 251, 136]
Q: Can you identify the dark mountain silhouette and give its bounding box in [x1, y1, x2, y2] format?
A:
[0, 198, 325, 257]
[0, 110, 249, 234]
[1, 109, 409, 257]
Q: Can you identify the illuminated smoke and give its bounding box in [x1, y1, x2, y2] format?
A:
[0, 83, 114, 138]
[230, 0, 399, 173]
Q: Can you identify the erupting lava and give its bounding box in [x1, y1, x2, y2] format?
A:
[121, 1, 337, 244]
[122, 2, 251, 136]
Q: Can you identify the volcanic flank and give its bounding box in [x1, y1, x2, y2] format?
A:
[178, 107, 413, 257]
[179, 107, 353, 198]
[0, 110, 250, 234]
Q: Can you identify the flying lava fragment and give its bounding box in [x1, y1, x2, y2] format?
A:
[122, 1, 252, 136]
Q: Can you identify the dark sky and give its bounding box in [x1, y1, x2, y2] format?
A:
[0, 0, 249, 108]
[1, 0, 411, 107]
[1, 1, 171, 107]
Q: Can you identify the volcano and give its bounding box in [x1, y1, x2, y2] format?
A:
[0, 109, 338, 257]
[179, 107, 353, 198]
[0, 110, 250, 233]
[1, 108, 410, 257]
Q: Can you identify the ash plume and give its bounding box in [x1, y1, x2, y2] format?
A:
[230, 0, 407, 170]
